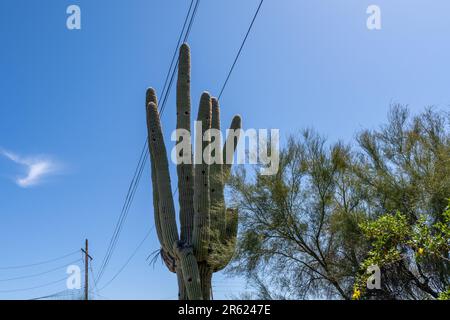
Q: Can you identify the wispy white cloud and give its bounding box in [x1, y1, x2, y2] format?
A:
[0, 148, 61, 187]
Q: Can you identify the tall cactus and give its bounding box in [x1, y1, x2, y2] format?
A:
[145, 43, 241, 300]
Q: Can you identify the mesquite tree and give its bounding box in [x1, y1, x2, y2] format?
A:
[145, 43, 241, 300]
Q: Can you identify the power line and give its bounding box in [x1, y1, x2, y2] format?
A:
[159, 0, 195, 112]
[0, 259, 82, 282]
[101, 142, 147, 279]
[89, 261, 99, 297]
[218, 0, 264, 100]
[159, 0, 200, 116]
[28, 288, 86, 300]
[96, 122, 148, 284]
[28, 289, 74, 301]
[0, 274, 81, 294]
[98, 228, 154, 291]
[89, 290, 110, 300]
[96, 141, 148, 283]
[0, 250, 80, 270]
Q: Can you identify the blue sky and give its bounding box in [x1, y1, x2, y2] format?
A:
[0, 0, 449, 299]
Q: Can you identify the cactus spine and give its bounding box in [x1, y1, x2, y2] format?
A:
[145, 43, 241, 300]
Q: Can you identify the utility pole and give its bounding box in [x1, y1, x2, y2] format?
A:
[81, 239, 93, 300]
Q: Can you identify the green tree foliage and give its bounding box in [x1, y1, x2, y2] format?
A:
[228, 105, 449, 299]
[354, 202, 449, 299]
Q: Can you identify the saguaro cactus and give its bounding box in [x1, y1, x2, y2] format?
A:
[145, 43, 241, 300]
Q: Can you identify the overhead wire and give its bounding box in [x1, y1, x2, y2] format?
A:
[218, 0, 264, 100]
[0, 258, 82, 282]
[0, 274, 83, 294]
[95, 0, 201, 285]
[158, 0, 200, 116]
[0, 250, 79, 270]
[28, 289, 73, 301]
[98, 227, 154, 291]
[96, 141, 148, 283]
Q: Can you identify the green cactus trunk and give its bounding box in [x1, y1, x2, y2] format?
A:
[145, 43, 241, 300]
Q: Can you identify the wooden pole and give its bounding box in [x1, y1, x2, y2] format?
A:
[81, 239, 93, 300]
[84, 239, 88, 300]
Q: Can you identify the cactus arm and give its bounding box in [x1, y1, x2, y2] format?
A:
[160, 248, 177, 273]
[214, 208, 239, 272]
[146, 101, 180, 257]
[146, 88, 167, 253]
[176, 268, 188, 300]
[198, 263, 213, 300]
[210, 98, 227, 241]
[176, 44, 195, 244]
[174, 241, 203, 300]
[223, 115, 242, 181]
[192, 92, 212, 261]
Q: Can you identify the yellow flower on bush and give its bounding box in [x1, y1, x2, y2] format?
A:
[352, 288, 361, 300]
[417, 247, 424, 255]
